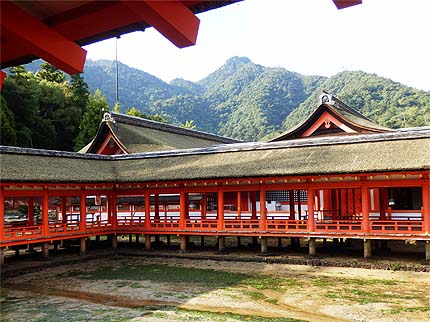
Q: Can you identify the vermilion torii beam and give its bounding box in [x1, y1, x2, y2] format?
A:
[0, 71, 6, 90]
[1, 0, 86, 75]
[333, 0, 362, 9]
[121, 0, 200, 48]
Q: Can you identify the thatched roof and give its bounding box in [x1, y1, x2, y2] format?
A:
[80, 112, 239, 154]
[2, 127, 429, 184]
[270, 93, 391, 141]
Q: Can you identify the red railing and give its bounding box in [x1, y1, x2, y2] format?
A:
[151, 219, 180, 229]
[370, 220, 423, 233]
[185, 219, 217, 230]
[266, 219, 308, 231]
[223, 219, 260, 230]
[4, 224, 43, 240]
[315, 220, 363, 232]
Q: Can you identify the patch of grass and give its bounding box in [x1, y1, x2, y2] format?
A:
[129, 282, 143, 289]
[386, 306, 430, 314]
[266, 298, 278, 305]
[177, 293, 189, 300]
[242, 276, 300, 290]
[170, 307, 307, 322]
[241, 290, 268, 301]
[312, 278, 333, 287]
[343, 278, 399, 286]
[69, 264, 250, 287]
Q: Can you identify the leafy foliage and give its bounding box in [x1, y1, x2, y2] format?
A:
[74, 89, 108, 151]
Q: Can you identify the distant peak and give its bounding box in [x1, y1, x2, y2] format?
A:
[224, 56, 252, 67]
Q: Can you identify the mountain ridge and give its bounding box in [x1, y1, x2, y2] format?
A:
[25, 57, 430, 141]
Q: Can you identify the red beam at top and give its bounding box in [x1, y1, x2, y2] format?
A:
[333, 0, 362, 9]
[0, 71, 6, 90]
[121, 0, 200, 48]
[1, 0, 86, 75]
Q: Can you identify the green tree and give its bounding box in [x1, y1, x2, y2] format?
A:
[0, 95, 17, 146]
[113, 102, 121, 113]
[126, 107, 167, 123]
[69, 74, 90, 114]
[180, 120, 196, 129]
[74, 89, 108, 151]
[36, 62, 66, 83]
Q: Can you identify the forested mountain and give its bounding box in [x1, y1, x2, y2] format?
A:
[79, 57, 429, 141]
[3, 57, 429, 150]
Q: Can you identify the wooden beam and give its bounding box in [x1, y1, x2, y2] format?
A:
[1, 0, 86, 74]
[121, 0, 200, 48]
[0, 71, 5, 90]
[333, 0, 362, 10]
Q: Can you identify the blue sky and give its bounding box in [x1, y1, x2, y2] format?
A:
[85, 0, 430, 91]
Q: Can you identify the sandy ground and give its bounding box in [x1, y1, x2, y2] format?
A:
[1, 255, 429, 322]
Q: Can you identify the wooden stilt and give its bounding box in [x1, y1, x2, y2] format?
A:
[180, 235, 187, 252]
[136, 234, 140, 244]
[0, 248, 4, 266]
[364, 239, 372, 259]
[80, 237, 86, 255]
[260, 237, 268, 254]
[42, 242, 49, 259]
[112, 234, 118, 249]
[218, 236, 226, 252]
[167, 235, 171, 247]
[145, 235, 151, 250]
[237, 236, 241, 248]
[309, 238, 316, 256]
[425, 241, 430, 261]
[278, 237, 282, 248]
[200, 236, 205, 247]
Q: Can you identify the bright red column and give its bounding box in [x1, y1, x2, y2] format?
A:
[28, 197, 34, 225]
[259, 189, 267, 230]
[237, 191, 242, 220]
[201, 193, 207, 220]
[250, 192, 257, 220]
[42, 190, 49, 236]
[154, 194, 160, 220]
[423, 181, 430, 234]
[0, 189, 4, 240]
[179, 191, 186, 229]
[307, 189, 315, 232]
[145, 192, 151, 230]
[80, 192, 86, 232]
[289, 190, 295, 220]
[361, 185, 370, 232]
[61, 197, 67, 224]
[217, 190, 224, 230]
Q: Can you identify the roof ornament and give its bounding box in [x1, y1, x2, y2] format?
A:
[320, 91, 334, 105]
[103, 111, 115, 123]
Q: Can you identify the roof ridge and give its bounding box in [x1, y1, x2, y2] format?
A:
[110, 112, 240, 144]
[2, 127, 429, 161]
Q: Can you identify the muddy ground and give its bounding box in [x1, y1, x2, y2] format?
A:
[1, 246, 429, 322]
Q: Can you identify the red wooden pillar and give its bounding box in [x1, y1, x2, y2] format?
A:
[250, 192, 257, 219]
[61, 197, 67, 224]
[217, 190, 224, 230]
[297, 190, 302, 219]
[80, 192, 86, 232]
[201, 193, 207, 220]
[361, 185, 370, 233]
[154, 194, 160, 221]
[237, 191, 241, 219]
[289, 190, 295, 220]
[42, 190, 49, 236]
[185, 193, 190, 220]
[0, 189, 4, 240]
[422, 181, 430, 234]
[145, 192, 151, 230]
[111, 192, 118, 230]
[379, 188, 388, 219]
[307, 189, 315, 232]
[28, 197, 34, 225]
[259, 189, 267, 230]
[179, 191, 186, 229]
